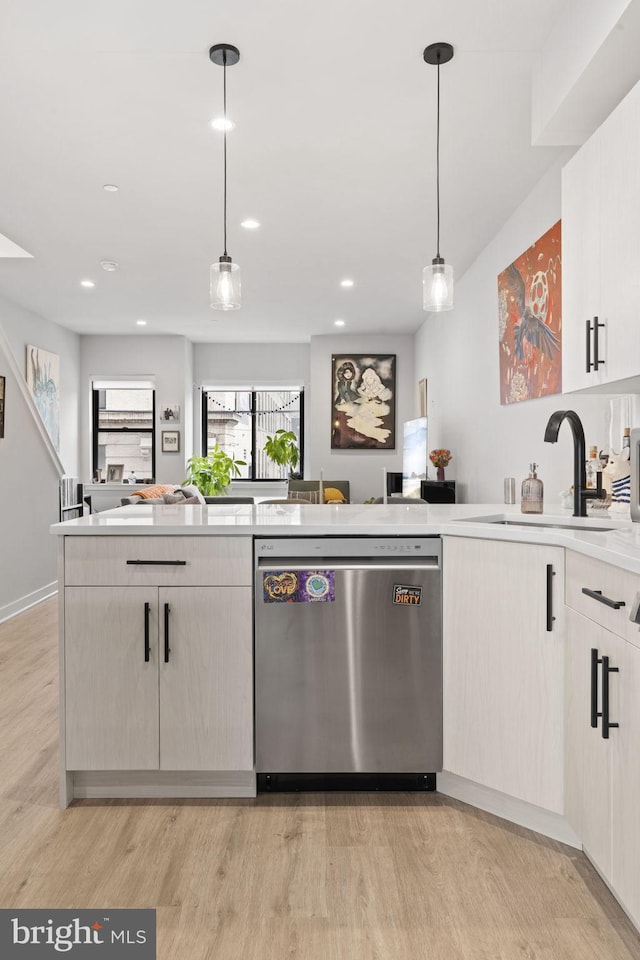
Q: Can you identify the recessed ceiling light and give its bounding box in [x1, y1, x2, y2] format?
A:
[340, 279, 354, 288]
[211, 117, 235, 131]
[100, 260, 118, 272]
[136, 319, 147, 326]
[241, 219, 260, 229]
[334, 319, 345, 327]
[80, 279, 95, 288]
[103, 184, 119, 192]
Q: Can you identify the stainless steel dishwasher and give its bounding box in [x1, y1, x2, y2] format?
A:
[255, 537, 442, 791]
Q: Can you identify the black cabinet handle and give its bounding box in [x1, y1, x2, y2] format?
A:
[586, 318, 592, 373]
[144, 602, 151, 662]
[546, 564, 555, 632]
[586, 317, 605, 372]
[582, 587, 625, 610]
[164, 603, 171, 663]
[127, 560, 187, 566]
[601, 654, 619, 739]
[590, 648, 601, 728]
[594, 318, 605, 369]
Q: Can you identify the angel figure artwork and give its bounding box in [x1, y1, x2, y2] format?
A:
[331, 354, 396, 449]
[498, 220, 562, 404]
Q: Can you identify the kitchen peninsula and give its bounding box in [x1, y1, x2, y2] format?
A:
[52, 501, 640, 931]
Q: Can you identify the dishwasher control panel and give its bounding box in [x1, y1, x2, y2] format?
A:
[255, 536, 441, 560]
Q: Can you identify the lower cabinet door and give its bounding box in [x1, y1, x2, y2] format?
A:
[611, 639, 640, 927]
[443, 537, 564, 812]
[159, 587, 253, 771]
[65, 586, 160, 770]
[564, 609, 614, 878]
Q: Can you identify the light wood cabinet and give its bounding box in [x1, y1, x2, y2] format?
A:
[64, 584, 253, 773]
[443, 536, 565, 813]
[561, 78, 640, 391]
[159, 587, 252, 771]
[65, 587, 160, 770]
[61, 535, 254, 801]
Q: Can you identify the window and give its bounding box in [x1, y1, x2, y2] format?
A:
[92, 384, 156, 481]
[202, 389, 304, 480]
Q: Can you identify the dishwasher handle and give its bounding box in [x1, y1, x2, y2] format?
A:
[258, 558, 440, 573]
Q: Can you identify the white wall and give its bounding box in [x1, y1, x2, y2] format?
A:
[79, 335, 193, 484]
[309, 335, 415, 503]
[415, 157, 634, 506]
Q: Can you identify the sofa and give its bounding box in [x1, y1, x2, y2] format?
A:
[120, 485, 255, 506]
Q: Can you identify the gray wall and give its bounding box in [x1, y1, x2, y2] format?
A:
[415, 157, 637, 505]
[79, 335, 193, 485]
[0, 294, 80, 618]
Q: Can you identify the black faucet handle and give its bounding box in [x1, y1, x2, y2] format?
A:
[582, 470, 606, 501]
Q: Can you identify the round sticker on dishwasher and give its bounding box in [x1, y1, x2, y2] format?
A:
[306, 574, 330, 598]
[299, 571, 335, 602]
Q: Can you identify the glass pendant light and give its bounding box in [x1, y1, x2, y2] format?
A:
[209, 43, 241, 311]
[423, 42, 454, 312]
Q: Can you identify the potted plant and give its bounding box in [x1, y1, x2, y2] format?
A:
[184, 444, 246, 497]
[263, 429, 300, 477]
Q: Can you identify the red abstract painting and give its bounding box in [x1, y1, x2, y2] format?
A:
[498, 220, 562, 404]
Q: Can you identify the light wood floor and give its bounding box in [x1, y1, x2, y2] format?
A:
[1, 598, 640, 960]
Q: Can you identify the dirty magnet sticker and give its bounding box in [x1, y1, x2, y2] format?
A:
[393, 584, 422, 606]
[263, 571, 335, 602]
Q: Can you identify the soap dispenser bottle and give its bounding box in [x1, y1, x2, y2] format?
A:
[521, 463, 544, 514]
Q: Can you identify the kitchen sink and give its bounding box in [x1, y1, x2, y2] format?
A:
[460, 515, 615, 533]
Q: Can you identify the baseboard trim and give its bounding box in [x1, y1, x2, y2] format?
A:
[0, 581, 58, 625]
[70, 769, 256, 801]
[438, 770, 581, 848]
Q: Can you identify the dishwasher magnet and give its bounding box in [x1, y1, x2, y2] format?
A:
[393, 584, 422, 605]
[263, 570, 335, 603]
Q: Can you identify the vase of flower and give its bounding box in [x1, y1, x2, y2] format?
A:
[430, 448, 452, 482]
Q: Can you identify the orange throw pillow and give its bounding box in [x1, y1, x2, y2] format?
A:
[135, 484, 177, 499]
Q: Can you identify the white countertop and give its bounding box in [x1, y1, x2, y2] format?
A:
[50, 501, 640, 575]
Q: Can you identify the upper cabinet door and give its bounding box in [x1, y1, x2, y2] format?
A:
[599, 80, 640, 385]
[561, 130, 603, 393]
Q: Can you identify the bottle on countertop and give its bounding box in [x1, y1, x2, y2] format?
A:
[521, 463, 544, 514]
[585, 445, 599, 490]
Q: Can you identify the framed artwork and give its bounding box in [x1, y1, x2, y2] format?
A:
[26, 345, 60, 451]
[331, 354, 396, 449]
[498, 219, 562, 404]
[418, 378, 428, 418]
[107, 463, 124, 482]
[162, 430, 180, 453]
[0, 375, 5, 439]
[160, 404, 180, 423]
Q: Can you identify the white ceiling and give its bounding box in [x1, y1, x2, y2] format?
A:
[0, 0, 569, 343]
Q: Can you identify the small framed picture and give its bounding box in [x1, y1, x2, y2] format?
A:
[107, 463, 124, 482]
[162, 430, 180, 453]
[160, 404, 180, 423]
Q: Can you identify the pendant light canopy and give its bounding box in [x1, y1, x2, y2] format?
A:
[209, 43, 241, 312]
[423, 42, 454, 313]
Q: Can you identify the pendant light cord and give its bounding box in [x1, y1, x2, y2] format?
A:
[223, 50, 228, 257]
[436, 56, 441, 259]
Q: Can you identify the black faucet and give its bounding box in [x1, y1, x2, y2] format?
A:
[544, 410, 604, 517]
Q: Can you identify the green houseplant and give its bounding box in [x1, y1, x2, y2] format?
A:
[263, 429, 300, 477]
[184, 444, 246, 497]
